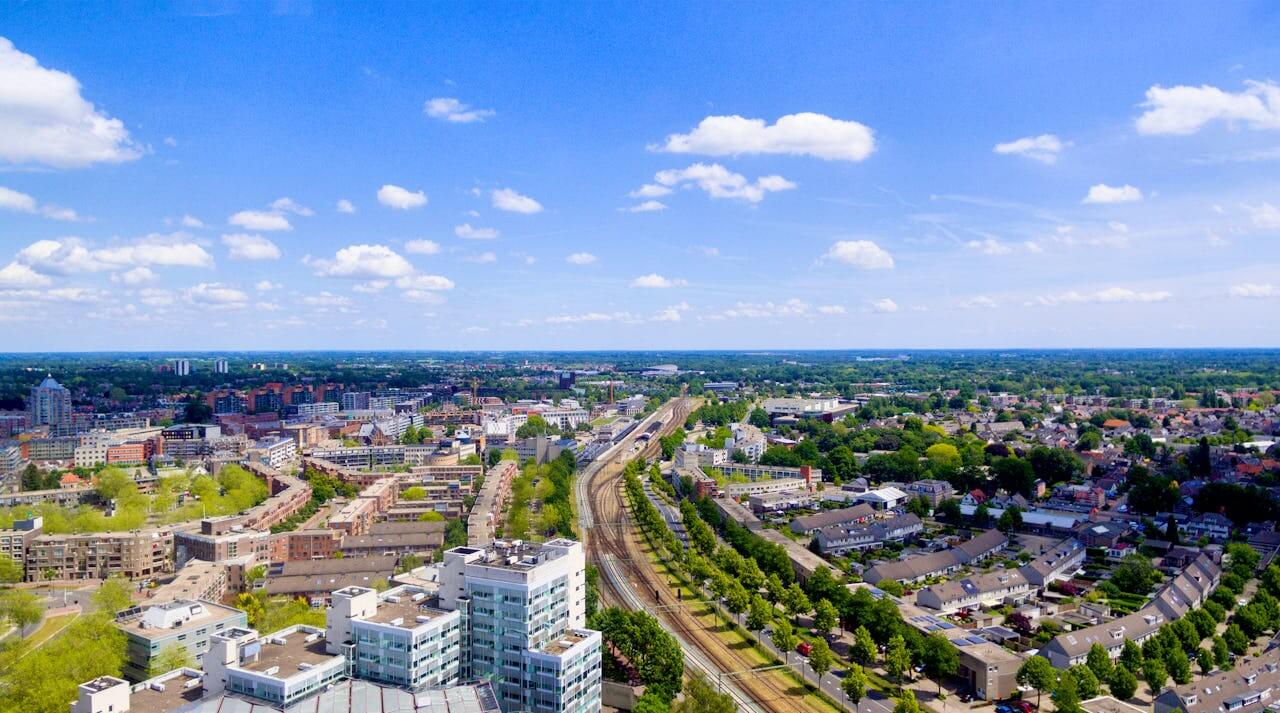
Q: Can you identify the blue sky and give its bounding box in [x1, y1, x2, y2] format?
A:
[2, 2, 1279, 351]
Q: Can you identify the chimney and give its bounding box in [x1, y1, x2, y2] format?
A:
[801, 465, 813, 491]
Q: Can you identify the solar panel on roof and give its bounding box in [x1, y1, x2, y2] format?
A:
[967, 635, 987, 645]
[955, 639, 973, 646]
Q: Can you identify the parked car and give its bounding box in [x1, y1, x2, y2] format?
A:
[959, 693, 974, 703]
[796, 641, 812, 657]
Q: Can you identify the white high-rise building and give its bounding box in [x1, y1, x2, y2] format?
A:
[28, 375, 72, 427]
[213, 358, 229, 374]
[172, 359, 190, 376]
[441, 539, 600, 713]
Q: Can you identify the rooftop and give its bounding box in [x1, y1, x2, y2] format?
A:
[363, 597, 451, 628]
[116, 599, 243, 639]
[127, 671, 204, 713]
[537, 629, 592, 656]
[239, 629, 336, 675]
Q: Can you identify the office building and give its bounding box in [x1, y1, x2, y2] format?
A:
[28, 374, 72, 427]
[115, 599, 248, 681]
[440, 539, 601, 713]
[327, 586, 462, 689]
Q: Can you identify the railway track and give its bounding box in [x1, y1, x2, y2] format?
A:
[578, 399, 837, 713]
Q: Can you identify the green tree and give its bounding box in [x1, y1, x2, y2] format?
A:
[1197, 647, 1215, 675]
[809, 639, 835, 679]
[401, 486, 427, 500]
[1213, 636, 1231, 669]
[746, 596, 772, 633]
[0, 589, 43, 630]
[814, 599, 838, 636]
[1142, 657, 1168, 693]
[417, 511, 445, 522]
[784, 582, 811, 624]
[671, 673, 736, 713]
[921, 633, 959, 693]
[1118, 639, 1144, 673]
[516, 414, 553, 438]
[893, 689, 921, 713]
[0, 553, 23, 583]
[149, 641, 195, 676]
[1223, 623, 1249, 655]
[842, 663, 868, 705]
[724, 580, 750, 623]
[1166, 647, 1192, 685]
[925, 443, 961, 468]
[1054, 670, 1083, 713]
[1017, 656, 1057, 708]
[1112, 553, 1158, 594]
[632, 693, 668, 713]
[1109, 666, 1138, 700]
[905, 496, 932, 518]
[1087, 642, 1114, 681]
[93, 575, 133, 614]
[886, 633, 911, 684]
[1069, 665, 1100, 700]
[853, 625, 878, 665]
[772, 618, 798, 664]
[998, 506, 1024, 532]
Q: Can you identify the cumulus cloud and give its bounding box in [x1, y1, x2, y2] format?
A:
[423, 97, 495, 123]
[308, 244, 415, 279]
[336, 199, 356, 214]
[870, 298, 898, 313]
[0, 186, 82, 221]
[652, 303, 691, 323]
[822, 240, 894, 269]
[817, 304, 848, 315]
[394, 274, 455, 291]
[184, 282, 248, 308]
[0, 38, 142, 168]
[492, 188, 542, 214]
[546, 311, 624, 324]
[627, 200, 667, 213]
[566, 252, 596, 265]
[1082, 183, 1143, 204]
[455, 223, 499, 240]
[180, 214, 205, 228]
[1029, 287, 1172, 306]
[655, 112, 875, 161]
[959, 296, 997, 309]
[1136, 80, 1280, 135]
[138, 288, 174, 306]
[0, 261, 52, 288]
[269, 197, 313, 216]
[12, 236, 214, 276]
[629, 184, 672, 198]
[377, 184, 427, 210]
[113, 266, 155, 285]
[405, 239, 442, 255]
[229, 210, 292, 231]
[1229, 283, 1276, 298]
[1245, 202, 1280, 229]
[255, 280, 281, 291]
[993, 134, 1069, 164]
[630, 273, 687, 289]
[299, 291, 351, 308]
[221, 233, 281, 261]
[650, 163, 795, 203]
[717, 298, 812, 319]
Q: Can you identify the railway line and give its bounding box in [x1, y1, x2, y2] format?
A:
[576, 398, 840, 713]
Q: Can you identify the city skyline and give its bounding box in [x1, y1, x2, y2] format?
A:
[3, 4, 1280, 350]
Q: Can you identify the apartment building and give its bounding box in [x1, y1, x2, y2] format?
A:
[25, 528, 173, 581]
[327, 585, 462, 689]
[813, 513, 923, 555]
[916, 570, 1032, 612]
[440, 539, 601, 713]
[249, 436, 298, 470]
[0, 515, 42, 570]
[790, 503, 876, 535]
[115, 599, 248, 680]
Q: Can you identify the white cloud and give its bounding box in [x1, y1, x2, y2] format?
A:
[822, 240, 894, 269]
[163, 136, 177, 147]
[0, 261, 51, 288]
[547, 311, 619, 324]
[405, 239, 442, 255]
[1245, 202, 1280, 229]
[651, 163, 795, 203]
[1136, 80, 1280, 135]
[0, 186, 82, 221]
[377, 184, 427, 210]
[309, 244, 415, 279]
[627, 200, 667, 213]
[630, 273, 687, 289]
[184, 282, 248, 308]
[1229, 283, 1276, 299]
[401, 290, 447, 304]
[629, 184, 672, 198]
[566, 252, 596, 265]
[1082, 184, 1143, 204]
[394, 274, 455, 291]
[719, 298, 812, 319]
[455, 223, 499, 240]
[655, 112, 875, 161]
[0, 186, 36, 213]
[462, 251, 497, 264]
[14, 236, 214, 275]
[299, 291, 351, 308]
[180, 214, 205, 228]
[1029, 287, 1172, 306]
[1023, 241, 1045, 254]
[221, 233, 281, 261]
[965, 237, 1012, 255]
[0, 38, 142, 168]
[269, 197, 313, 216]
[336, 199, 356, 214]
[352, 281, 389, 294]
[113, 266, 155, 285]
[423, 97, 495, 123]
[492, 188, 542, 214]
[959, 296, 997, 310]
[993, 134, 1068, 164]
[818, 304, 848, 315]
[138, 288, 174, 306]
[255, 280, 281, 291]
[870, 298, 898, 313]
[652, 303, 691, 323]
[256, 301, 280, 311]
[229, 209, 292, 231]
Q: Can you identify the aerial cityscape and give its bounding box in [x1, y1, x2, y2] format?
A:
[2, 4, 1280, 713]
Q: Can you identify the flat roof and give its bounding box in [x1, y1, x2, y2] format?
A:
[538, 629, 591, 656]
[364, 598, 450, 628]
[116, 600, 243, 639]
[240, 629, 336, 674]
[127, 672, 204, 713]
